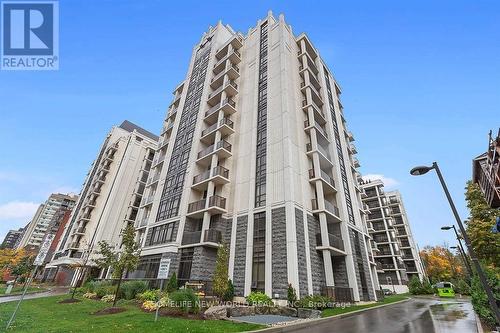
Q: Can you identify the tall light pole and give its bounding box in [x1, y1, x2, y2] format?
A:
[410, 161, 500, 327]
[441, 225, 473, 278]
[449, 246, 472, 279]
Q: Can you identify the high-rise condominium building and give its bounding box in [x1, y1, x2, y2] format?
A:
[1, 228, 24, 249]
[17, 193, 77, 249]
[473, 129, 500, 208]
[360, 179, 425, 293]
[48, 121, 157, 285]
[132, 12, 379, 302]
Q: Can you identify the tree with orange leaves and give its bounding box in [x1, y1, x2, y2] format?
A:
[419, 245, 464, 283]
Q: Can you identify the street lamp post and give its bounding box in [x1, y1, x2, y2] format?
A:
[449, 246, 472, 279]
[411, 161, 500, 327]
[441, 225, 473, 278]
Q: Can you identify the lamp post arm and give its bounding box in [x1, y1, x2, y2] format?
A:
[433, 162, 500, 326]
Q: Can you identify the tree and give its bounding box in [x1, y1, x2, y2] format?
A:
[166, 272, 178, 293]
[212, 243, 230, 300]
[95, 223, 141, 307]
[465, 181, 500, 267]
[408, 276, 424, 295]
[0, 248, 34, 283]
[470, 265, 500, 328]
[420, 245, 464, 283]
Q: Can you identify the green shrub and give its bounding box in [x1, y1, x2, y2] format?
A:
[471, 265, 500, 328]
[137, 289, 163, 302]
[169, 289, 200, 313]
[120, 280, 148, 300]
[101, 294, 115, 303]
[223, 279, 234, 301]
[89, 280, 117, 298]
[245, 291, 273, 306]
[408, 276, 424, 294]
[455, 279, 471, 296]
[297, 295, 333, 309]
[421, 280, 435, 294]
[287, 283, 297, 305]
[166, 273, 178, 293]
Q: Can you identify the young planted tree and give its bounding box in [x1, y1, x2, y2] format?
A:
[95, 223, 141, 307]
[166, 272, 178, 293]
[212, 243, 230, 300]
[465, 181, 500, 267]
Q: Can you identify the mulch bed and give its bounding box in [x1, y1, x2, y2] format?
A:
[93, 307, 127, 315]
[58, 298, 82, 304]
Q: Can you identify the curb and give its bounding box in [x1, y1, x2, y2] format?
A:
[245, 298, 411, 333]
[474, 312, 484, 333]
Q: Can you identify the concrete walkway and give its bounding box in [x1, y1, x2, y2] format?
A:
[0, 287, 69, 304]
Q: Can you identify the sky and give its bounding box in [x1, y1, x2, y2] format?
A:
[0, 0, 499, 248]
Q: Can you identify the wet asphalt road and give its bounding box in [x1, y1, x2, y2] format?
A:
[291, 298, 478, 333]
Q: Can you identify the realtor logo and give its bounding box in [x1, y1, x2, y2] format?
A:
[1, 1, 58, 70]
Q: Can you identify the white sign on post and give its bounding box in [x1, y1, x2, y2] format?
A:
[157, 255, 171, 280]
[33, 234, 55, 266]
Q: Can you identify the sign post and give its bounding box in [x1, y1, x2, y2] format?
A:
[6, 234, 54, 330]
[155, 254, 171, 322]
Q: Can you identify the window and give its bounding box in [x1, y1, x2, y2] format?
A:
[147, 222, 176, 246]
[178, 248, 194, 285]
[251, 212, 266, 291]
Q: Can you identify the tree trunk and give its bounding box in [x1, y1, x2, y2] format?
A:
[112, 272, 123, 308]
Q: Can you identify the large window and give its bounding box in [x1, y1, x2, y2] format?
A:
[147, 222, 176, 246]
[178, 248, 194, 285]
[156, 44, 211, 221]
[251, 212, 266, 291]
[254, 22, 268, 208]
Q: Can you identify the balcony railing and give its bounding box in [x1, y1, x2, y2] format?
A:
[201, 118, 234, 137]
[193, 170, 211, 185]
[382, 263, 396, 269]
[187, 195, 227, 214]
[197, 140, 232, 160]
[316, 233, 344, 251]
[207, 80, 238, 100]
[324, 200, 340, 217]
[204, 229, 222, 243]
[308, 169, 335, 188]
[205, 98, 236, 119]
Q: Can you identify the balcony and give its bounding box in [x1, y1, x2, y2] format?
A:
[213, 49, 242, 74]
[152, 154, 165, 167]
[376, 262, 384, 272]
[167, 107, 178, 120]
[207, 80, 238, 106]
[204, 229, 222, 244]
[200, 118, 234, 144]
[169, 93, 181, 108]
[299, 65, 321, 91]
[186, 195, 227, 218]
[73, 226, 86, 235]
[69, 241, 80, 250]
[312, 199, 341, 223]
[306, 142, 334, 169]
[352, 157, 360, 168]
[215, 35, 243, 60]
[204, 98, 237, 123]
[345, 130, 354, 142]
[210, 64, 240, 89]
[304, 119, 328, 141]
[137, 215, 149, 228]
[349, 143, 357, 154]
[147, 173, 160, 186]
[316, 233, 345, 255]
[300, 81, 323, 107]
[297, 48, 319, 74]
[196, 140, 232, 166]
[140, 195, 154, 207]
[308, 168, 336, 193]
[381, 263, 397, 270]
[158, 136, 169, 150]
[192, 166, 230, 190]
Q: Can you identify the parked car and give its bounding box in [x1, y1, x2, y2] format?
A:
[382, 288, 394, 296]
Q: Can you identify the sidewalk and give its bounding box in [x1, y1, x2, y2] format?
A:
[0, 287, 69, 304]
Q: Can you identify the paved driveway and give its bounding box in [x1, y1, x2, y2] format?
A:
[280, 298, 478, 333]
[0, 287, 69, 304]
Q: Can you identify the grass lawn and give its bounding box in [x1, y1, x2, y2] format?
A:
[0, 295, 264, 332]
[0, 285, 48, 297]
[321, 293, 410, 317]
